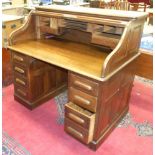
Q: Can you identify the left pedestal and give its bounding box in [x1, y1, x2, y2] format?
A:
[11, 51, 68, 110]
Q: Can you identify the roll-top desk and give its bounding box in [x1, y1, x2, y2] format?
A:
[8, 6, 147, 150]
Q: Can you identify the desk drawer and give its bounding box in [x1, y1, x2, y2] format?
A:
[65, 102, 95, 129]
[14, 74, 27, 87]
[69, 87, 97, 112]
[12, 52, 27, 65]
[69, 73, 99, 97]
[14, 85, 28, 99]
[65, 117, 94, 144]
[13, 64, 27, 77]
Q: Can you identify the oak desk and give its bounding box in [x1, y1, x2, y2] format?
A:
[8, 6, 147, 150]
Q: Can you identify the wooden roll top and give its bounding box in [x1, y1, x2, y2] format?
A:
[8, 5, 148, 81]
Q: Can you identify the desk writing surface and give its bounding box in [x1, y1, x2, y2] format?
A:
[8, 39, 108, 80]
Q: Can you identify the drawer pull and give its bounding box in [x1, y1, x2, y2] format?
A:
[67, 127, 83, 139]
[14, 55, 24, 62]
[14, 67, 25, 74]
[15, 78, 26, 86]
[11, 24, 16, 29]
[68, 113, 85, 124]
[74, 81, 92, 91]
[2, 24, 6, 29]
[17, 89, 26, 96]
[74, 95, 90, 105]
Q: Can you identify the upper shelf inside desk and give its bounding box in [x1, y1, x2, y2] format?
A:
[8, 39, 108, 80]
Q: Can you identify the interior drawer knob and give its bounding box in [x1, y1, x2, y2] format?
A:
[14, 55, 24, 62]
[14, 67, 25, 74]
[67, 126, 83, 139]
[74, 95, 90, 105]
[74, 81, 92, 91]
[11, 24, 16, 29]
[68, 113, 85, 124]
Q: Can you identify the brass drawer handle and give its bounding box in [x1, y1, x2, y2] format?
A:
[67, 127, 83, 139]
[74, 81, 92, 91]
[68, 113, 85, 124]
[14, 55, 24, 62]
[15, 78, 26, 86]
[74, 95, 90, 105]
[14, 67, 25, 74]
[17, 89, 26, 96]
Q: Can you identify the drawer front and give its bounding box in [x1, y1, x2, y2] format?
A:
[14, 74, 27, 88]
[12, 52, 27, 65]
[14, 85, 28, 100]
[69, 73, 99, 97]
[69, 87, 97, 112]
[13, 63, 27, 77]
[65, 118, 90, 144]
[65, 102, 94, 129]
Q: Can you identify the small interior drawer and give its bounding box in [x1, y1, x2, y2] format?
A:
[91, 33, 120, 49]
[69, 87, 97, 112]
[65, 102, 95, 129]
[69, 73, 99, 97]
[12, 52, 27, 65]
[65, 117, 94, 144]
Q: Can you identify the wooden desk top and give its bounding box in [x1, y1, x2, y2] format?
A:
[8, 39, 108, 80]
[35, 5, 148, 20]
[2, 14, 24, 22]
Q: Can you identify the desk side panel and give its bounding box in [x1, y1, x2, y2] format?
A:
[9, 11, 36, 46]
[90, 62, 135, 150]
[102, 17, 146, 78]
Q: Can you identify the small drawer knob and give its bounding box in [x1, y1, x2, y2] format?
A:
[11, 24, 16, 29]
[67, 126, 83, 139]
[74, 81, 92, 91]
[14, 55, 24, 62]
[2, 24, 6, 29]
[14, 67, 25, 74]
[17, 89, 26, 96]
[15, 78, 26, 86]
[74, 95, 91, 105]
[68, 113, 85, 124]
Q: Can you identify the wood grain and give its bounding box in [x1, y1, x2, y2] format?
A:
[8, 39, 108, 80]
[35, 5, 148, 20]
[2, 48, 13, 87]
[135, 49, 153, 80]
[12, 51, 68, 109]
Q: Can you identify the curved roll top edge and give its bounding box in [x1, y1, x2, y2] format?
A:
[101, 17, 146, 79]
[9, 10, 35, 46]
[8, 8, 146, 82]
